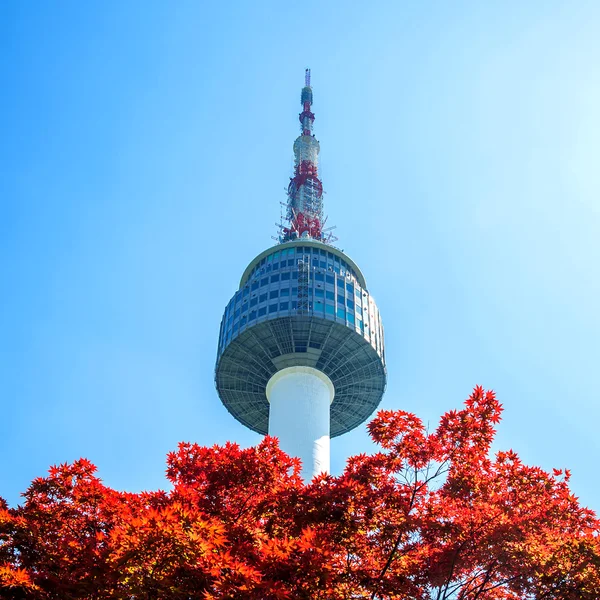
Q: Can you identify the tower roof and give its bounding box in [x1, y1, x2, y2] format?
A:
[239, 239, 368, 289]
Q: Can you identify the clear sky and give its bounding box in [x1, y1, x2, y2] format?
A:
[2, 1, 599, 510]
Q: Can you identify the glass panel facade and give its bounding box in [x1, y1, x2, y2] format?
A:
[220, 244, 384, 362]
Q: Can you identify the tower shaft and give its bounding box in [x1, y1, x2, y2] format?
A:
[267, 367, 334, 480]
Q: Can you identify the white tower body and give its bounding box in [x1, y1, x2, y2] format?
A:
[266, 366, 334, 481]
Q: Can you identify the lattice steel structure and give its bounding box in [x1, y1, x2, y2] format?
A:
[215, 72, 386, 479]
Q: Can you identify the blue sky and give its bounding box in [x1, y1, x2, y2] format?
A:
[2, 1, 599, 509]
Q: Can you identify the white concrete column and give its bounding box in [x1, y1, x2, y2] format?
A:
[266, 366, 335, 482]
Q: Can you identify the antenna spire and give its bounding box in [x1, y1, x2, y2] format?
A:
[280, 69, 335, 243]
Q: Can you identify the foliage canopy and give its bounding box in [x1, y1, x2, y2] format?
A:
[1, 387, 598, 599]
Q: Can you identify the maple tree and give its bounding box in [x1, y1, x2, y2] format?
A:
[1, 386, 599, 599]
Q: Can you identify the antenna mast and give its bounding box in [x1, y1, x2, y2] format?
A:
[279, 69, 336, 244]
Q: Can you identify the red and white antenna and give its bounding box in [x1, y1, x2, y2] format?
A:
[279, 69, 336, 244]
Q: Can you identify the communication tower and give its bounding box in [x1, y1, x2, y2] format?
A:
[215, 70, 386, 481]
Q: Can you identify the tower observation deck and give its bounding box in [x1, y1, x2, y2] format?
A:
[215, 70, 386, 481]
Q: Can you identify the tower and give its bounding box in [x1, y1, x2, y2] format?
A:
[215, 70, 386, 481]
